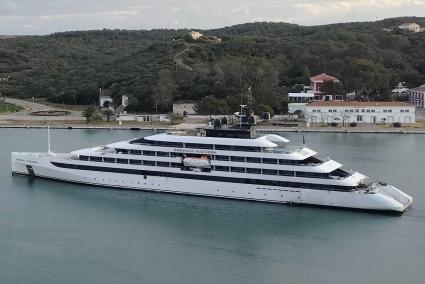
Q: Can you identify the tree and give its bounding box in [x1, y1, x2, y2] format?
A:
[321, 80, 345, 99]
[82, 105, 97, 123]
[153, 69, 176, 113]
[102, 109, 114, 122]
[195, 95, 230, 115]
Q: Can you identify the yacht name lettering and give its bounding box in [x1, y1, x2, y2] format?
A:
[173, 148, 216, 154]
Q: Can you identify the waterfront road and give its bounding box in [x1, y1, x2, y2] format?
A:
[1, 98, 83, 121]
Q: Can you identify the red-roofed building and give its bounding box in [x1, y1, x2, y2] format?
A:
[288, 73, 341, 115]
[310, 73, 340, 97]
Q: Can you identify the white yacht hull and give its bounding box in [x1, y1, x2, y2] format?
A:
[11, 152, 412, 213]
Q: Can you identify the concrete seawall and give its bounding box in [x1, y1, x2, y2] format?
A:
[1, 124, 425, 134]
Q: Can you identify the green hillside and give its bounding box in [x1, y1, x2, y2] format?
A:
[0, 17, 424, 114]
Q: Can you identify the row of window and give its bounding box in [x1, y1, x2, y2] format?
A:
[90, 153, 320, 166]
[52, 162, 354, 192]
[80, 155, 182, 168]
[312, 109, 409, 113]
[129, 138, 262, 152]
[79, 155, 339, 179]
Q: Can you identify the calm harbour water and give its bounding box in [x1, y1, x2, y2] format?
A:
[0, 128, 424, 284]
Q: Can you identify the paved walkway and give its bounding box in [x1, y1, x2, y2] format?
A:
[1, 98, 83, 121]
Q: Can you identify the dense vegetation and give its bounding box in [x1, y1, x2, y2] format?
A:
[0, 99, 23, 114]
[0, 17, 424, 114]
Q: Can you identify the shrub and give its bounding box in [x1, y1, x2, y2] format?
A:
[350, 122, 357, 127]
[393, 122, 401, 127]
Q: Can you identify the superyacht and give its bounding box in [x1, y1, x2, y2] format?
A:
[11, 124, 412, 212]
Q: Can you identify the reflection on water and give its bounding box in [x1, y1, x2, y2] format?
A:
[0, 129, 424, 284]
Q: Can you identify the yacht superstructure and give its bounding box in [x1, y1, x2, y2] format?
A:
[11, 127, 412, 212]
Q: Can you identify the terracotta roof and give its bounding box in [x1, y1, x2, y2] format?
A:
[310, 73, 339, 82]
[410, 84, 425, 92]
[307, 101, 413, 107]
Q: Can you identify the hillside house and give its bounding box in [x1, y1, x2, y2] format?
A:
[399, 23, 421, 32]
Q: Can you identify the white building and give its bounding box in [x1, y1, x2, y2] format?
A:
[409, 84, 425, 108]
[306, 101, 415, 124]
[398, 23, 421, 33]
[173, 101, 196, 115]
[189, 31, 203, 40]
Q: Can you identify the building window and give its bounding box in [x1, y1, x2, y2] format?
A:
[361, 109, 365, 112]
[328, 109, 333, 113]
[355, 109, 359, 112]
[333, 109, 337, 112]
[366, 109, 370, 112]
[383, 109, 387, 113]
[317, 109, 321, 113]
[388, 109, 392, 113]
[357, 116, 363, 122]
[371, 110, 375, 112]
[349, 110, 354, 112]
[405, 109, 409, 112]
[312, 110, 317, 113]
[401, 109, 405, 112]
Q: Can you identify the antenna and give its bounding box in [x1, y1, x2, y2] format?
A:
[47, 125, 55, 156]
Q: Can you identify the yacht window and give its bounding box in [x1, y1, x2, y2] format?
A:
[215, 145, 232, 151]
[279, 170, 294, 176]
[143, 150, 156, 156]
[143, 160, 155, 166]
[246, 168, 261, 174]
[116, 158, 128, 164]
[230, 167, 245, 173]
[215, 155, 229, 161]
[230, 156, 245, 162]
[246, 157, 261, 163]
[79, 155, 89, 161]
[157, 162, 170, 167]
[262, 158, 277, 164]
[103, 157, 115, 163]
[116, 149, 129, 154]
[129, 159, 142, 165]
[215, 166, 229, 172]
[89, 156, 102, 162]
[130, 150, 142, 155]
[263, 169, 278, 175]
[156, 151, 170, 157]
[185, 143, 214, 149]
[170, 162, 181, 168]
